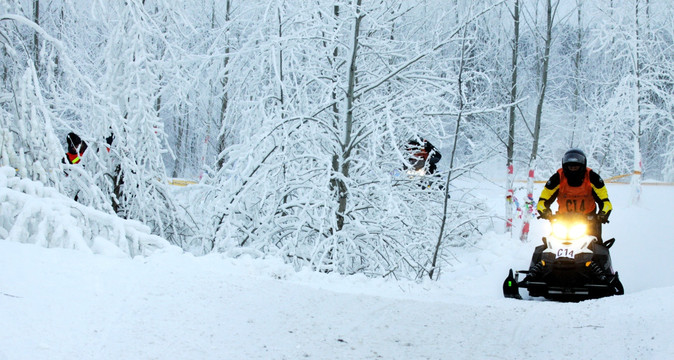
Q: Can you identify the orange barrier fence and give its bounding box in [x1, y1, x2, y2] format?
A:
[168, 179, 197, 187]
[519, 171, 673, 186]
[605, 171, 674, 185]
[605, 171, 641, 183]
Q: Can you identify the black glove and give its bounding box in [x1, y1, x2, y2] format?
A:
[537, 209, 551, 220]
[597, 211, 610, 224]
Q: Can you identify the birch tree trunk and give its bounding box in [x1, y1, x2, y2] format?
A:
[215, 0, 232, 171]
[276, 2, 290, 208]
[505, 0, 519, 234]
[570, 0, 582, 146]
[333, 0, 363, 232]
[521, 0, 553, 242]
[329, 4, 342, 232]
[32, 0, 39, 67]
[630, 0, 643, 204]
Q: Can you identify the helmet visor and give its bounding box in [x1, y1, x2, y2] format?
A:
[562, 151, 586, 166]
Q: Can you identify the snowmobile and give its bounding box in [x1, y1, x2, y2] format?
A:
[408, 168, 445, 190]
[393, 166, 444, 190]
[503, 213, 624, 301]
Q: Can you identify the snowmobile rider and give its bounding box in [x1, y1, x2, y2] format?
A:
[406, 138, 442, 175]
[64, 132, 88, 164]
[536, 148, 613, 240]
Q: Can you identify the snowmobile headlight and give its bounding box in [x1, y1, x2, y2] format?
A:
[406, 169, 426, 176]
[551, 222, 568, 239]
[551, 221, 586, 239]
[568, 223, 587, 239]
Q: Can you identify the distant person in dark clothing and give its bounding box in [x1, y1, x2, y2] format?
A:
[105, 132, 114, 153]
[64, 132, 88, 164]
[63, 132, 88, 201]
[406, 138, 442, 174]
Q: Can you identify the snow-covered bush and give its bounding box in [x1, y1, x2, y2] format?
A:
[0, 5, 191, 244]
[0, 166, 171, 257]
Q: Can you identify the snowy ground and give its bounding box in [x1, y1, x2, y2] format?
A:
[1, 177, 673, 359]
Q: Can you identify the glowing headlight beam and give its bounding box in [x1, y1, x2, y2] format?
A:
[552, 222, 568, 239]
[568, 223, 587, 239]
[550, 221, 587, 239]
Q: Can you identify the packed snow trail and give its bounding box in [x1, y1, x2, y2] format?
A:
[1, 181, 673, 359]
[2, 240, 672, 360]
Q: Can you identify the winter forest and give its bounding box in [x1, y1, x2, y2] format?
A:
[1, 0, 673, 280]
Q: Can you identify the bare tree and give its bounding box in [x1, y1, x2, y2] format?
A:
[521, 0, 555, 242]
[430, 22, 470, 280]
[569, 0, 583, 146]
[630, 0, 644, 204]
[505, 0, 520, 234]
[215, 0, 233, 171]
[32, 0, 39, 67]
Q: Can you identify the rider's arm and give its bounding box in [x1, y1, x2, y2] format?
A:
[590, 170, 613, 213]
[536, 172, 560, 213]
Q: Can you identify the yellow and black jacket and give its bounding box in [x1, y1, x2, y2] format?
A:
[536, 167, 612, 215]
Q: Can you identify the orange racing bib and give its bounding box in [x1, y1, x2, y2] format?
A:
[556, 168, 596, 214]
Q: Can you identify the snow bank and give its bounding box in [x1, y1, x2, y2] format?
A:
[0, 166, 173, 257]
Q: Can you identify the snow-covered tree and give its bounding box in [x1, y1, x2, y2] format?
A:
[199, 0, 500, 279]
[582, 0, 673, 191]
[0, 10, 65, 188]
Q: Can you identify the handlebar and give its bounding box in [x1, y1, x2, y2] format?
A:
[539, 212, 606, 224]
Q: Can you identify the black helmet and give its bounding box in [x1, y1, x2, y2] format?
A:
[562, 148, 586, 167]
[562, 148, 587, 186]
